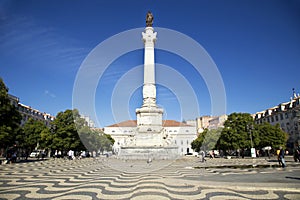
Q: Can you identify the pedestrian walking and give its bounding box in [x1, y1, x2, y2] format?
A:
[199, 150, 206, 162]
[68, 150, 75, 160]
[68, 150, 73, 160]
[294, 145, 300, 162]
[209, 150, 215, 159]
[58, 150, 62, 158]
[278, 146, 286, 168]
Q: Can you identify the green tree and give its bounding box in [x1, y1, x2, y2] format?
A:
[79, 127, 114, 153]
[202, 128, 223, 150]
[104, 133, 115, 145]
[19, 118, 48, 151]
[0, 78, 21, 149]
[51, 109, 85, 152]
[98, 132, 115, 153]
[257, 122, 288, 150]
[78, 126, 99, 151]
[191, 128, 223, 152]
[218, 113, 254, 151]
[38, 108, 115, 154]
[40, 127, 52, 149]
[191, 129, 207, 152]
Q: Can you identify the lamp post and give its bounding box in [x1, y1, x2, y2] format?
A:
[247, 123, 255, 157]
[248, 124, 253, 148]
[49, 124, 56, 157]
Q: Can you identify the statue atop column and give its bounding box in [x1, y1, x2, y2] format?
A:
[146, 11, 154, 27]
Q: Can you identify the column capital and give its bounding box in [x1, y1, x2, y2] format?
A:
[142, 27, 157, 46]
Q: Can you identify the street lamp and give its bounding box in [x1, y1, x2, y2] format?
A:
[247, 124, 254, 148]
[247, 123, 255, 157]
[49, 124, 56, 157]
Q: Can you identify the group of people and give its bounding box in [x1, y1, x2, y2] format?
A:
[53, 150, 96, 160]
[197, 146, 294, 168]
[54, 150, 76, 159]
[54, 150, 62, 158]
[2, 146, 27, 164]
[4, 149, 17, 164]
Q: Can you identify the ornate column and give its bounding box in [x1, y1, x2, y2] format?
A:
[136, 12, 163, 136]
[142, 26, 157, 107]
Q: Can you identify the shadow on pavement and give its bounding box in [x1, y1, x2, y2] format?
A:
[286, 176, 300, 181]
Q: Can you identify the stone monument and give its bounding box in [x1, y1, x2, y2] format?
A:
[118, 12, 179, 159]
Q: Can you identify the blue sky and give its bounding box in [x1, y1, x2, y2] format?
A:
[1, 0, 300, 127]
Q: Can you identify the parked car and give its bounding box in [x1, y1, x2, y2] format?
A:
[29, 150, 42, 158]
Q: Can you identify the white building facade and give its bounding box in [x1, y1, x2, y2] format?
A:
[254, 95, 300, 150]
[9, 94, 55, 127]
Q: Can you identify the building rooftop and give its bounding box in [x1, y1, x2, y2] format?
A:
[255, 95, 300, 119]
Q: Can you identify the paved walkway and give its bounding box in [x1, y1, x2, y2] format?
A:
[0, 156, 299, 199]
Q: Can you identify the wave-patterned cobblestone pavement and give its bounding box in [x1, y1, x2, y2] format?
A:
[0, 157, 300, 199]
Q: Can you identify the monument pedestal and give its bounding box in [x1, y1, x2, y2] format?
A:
[134, 132, 163, 146]
[118, 146, 179, 160]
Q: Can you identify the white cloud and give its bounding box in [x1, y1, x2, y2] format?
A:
[0, 15, 88, 69]
[44, 90, 56, 98]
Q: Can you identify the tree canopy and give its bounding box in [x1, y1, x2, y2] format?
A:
[218, 113, 254, 150]
[39, 109, 115, 154]
[191, 128, 222, 152]
[191, 129, 207, 152]
[192, 112, 288, 154]
[256, 122, 287, 149]
[18, 118, 48, 151]
[48, 109, 85, 151]
[0, 77, 120, 155]
[202, 128, 223, 150]
[79, 127, 114, 153]
[0, 78, 21, 149]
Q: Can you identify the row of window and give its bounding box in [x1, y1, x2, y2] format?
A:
[110, 129, 191, 133]
[115, 139, 191, 146]
[174, 140, 190, 145]
[111, 130, 134, 133]
[256, 111, 298, 124]
[19, 107, 43, 116]
[20, 116, 51, 127]
[168, 130, 190, 133]
[18, 107, 54, 120]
